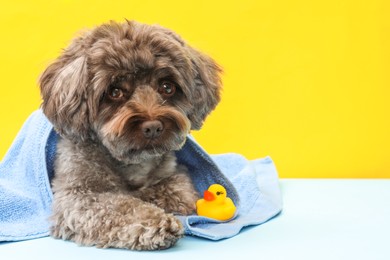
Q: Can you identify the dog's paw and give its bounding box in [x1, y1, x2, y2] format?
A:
[124, 213, 184, 250]
[146, 213, 184, 250]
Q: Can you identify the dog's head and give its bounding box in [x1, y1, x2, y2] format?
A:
[40, 21, 222, 163]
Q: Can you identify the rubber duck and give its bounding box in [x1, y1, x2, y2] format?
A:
[196, 184, 236, 221]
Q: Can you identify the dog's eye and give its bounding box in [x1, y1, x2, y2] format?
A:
[108, 87, 124, 99]
[158, 81, 176, 98]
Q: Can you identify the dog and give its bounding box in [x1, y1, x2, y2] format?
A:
[39, 20, 222, 250]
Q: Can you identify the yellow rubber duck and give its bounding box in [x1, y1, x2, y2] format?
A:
[196, 184, 236, 221]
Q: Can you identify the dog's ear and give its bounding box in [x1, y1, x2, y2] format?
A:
[39, 38, 90, 140]
[187, 47, 223, 130]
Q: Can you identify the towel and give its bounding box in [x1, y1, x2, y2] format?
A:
[0, 110, 282, 242]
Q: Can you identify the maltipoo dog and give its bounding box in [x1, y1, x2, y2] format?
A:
[39, 20, 222, 250]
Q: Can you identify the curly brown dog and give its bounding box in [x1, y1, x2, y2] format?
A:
[39, 20, 222, 250]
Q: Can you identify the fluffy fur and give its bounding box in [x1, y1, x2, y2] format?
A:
[39, 20, 222, 250]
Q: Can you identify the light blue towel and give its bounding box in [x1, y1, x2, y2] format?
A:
[0, 110, 282, 242]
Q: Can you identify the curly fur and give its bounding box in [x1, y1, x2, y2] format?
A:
[39, 20, 222, 250]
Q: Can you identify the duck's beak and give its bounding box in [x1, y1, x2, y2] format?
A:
[204, 190, 215, 201]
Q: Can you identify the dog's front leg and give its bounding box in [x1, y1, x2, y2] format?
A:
[50, 191, 183, 250]
[131, 171, 199, 215]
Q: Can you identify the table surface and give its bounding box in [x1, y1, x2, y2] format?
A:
[1, 179, 390, 260]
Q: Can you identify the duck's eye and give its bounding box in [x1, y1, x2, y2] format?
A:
[158, 81, 176, 98]
[108, 87, 124, 100]
[216, 191, 224, 196]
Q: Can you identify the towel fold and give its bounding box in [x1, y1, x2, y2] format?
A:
[0, 110, 282, 241]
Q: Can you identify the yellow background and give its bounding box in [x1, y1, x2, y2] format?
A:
[1, 0, 389, 178]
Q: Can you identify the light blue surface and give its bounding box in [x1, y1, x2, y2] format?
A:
[1, 179, 389, 260]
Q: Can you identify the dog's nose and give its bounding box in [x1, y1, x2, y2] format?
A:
[141, 120, 164, 139]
